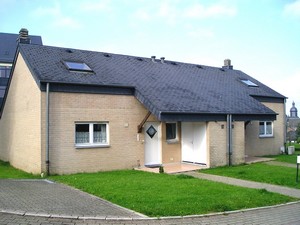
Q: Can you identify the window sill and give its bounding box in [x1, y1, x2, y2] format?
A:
[166, 139, 179, 144]
[75, 144, 110, 149]
[259, 135, 274, 138]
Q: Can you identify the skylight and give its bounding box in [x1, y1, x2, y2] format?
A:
[64, 61, 93, 72]
[241, 79, 258, 87]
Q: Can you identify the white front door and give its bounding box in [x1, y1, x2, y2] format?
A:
[144, 122, 162, 166]
[182, 122, 207, 164]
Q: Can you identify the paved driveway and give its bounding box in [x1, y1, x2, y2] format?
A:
[0, 179, 144, 219]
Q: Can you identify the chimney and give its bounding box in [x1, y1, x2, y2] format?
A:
[160, 57, 165, 63]
[17, 28, 31, 44]
[151, 56, 156, 63]
[222, 59, 233, 70]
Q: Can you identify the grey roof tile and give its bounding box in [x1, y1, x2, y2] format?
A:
[0, 32, 42, 63]
[18, 44, 285, 118]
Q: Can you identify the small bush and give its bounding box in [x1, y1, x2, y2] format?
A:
[159, 166, 164, 173]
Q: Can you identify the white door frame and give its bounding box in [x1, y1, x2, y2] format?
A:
[181, 122, 207, 164]
[144, 122, 162, 166]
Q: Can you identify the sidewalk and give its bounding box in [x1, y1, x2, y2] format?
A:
[184, 171, 300, 198]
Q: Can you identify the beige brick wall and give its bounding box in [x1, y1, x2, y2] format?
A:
[44, 91, 156, 174]
[207, 121, 227, 167]
[161, 123, 181, 164]
[245, 102, 285, 156]
[0, 53, 42, 174]
[208, 121, 245, 167]
[232, 122, 245, 165]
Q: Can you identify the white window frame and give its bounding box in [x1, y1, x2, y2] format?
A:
[259, 121, 273, 137]
[75, 122, 109, 148]
[166, 122, 178, 143]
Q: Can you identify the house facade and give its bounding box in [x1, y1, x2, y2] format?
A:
[0, 29, 42, 106]
[0, 42, 286, 175]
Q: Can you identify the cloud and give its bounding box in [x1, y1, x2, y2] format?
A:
[131, 1, 237, 26]
[183, 2, 237, 19]
[80, 0, 111, 12]
[187, 28, 214, 38]
[283, 0, 300, 17]
[32, 2, 81, 29]
[157, 1, 179, 25]
[133, 9, 151, 21]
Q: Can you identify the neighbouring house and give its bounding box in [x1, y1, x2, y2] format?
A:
[287, 102, 300, 141]
[0, 39, 286, 175]
[0, 29, 42, 106]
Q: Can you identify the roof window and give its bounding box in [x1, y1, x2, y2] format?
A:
[241, 79, 258, 87]
[64, 61, 93, 72]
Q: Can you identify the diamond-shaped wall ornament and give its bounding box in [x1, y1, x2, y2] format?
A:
[146, 125, 157, 138]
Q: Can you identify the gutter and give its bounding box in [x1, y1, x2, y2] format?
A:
[46, 82, 50, 175]
[227, 114, 233, 166]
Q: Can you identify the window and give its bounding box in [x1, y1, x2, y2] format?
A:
[75, 123, 109, 147]
[259, 121, 273, 137]
[0, 65, 12, 78]
[241, 79, 258, 87]
[64, 61, 93, 72]
[0, 86, 6, 98]
[166, 123, 177, 142]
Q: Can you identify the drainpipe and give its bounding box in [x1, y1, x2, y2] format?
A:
[46, 83, 50, 175]
[284, 98, 287, 147]
[227, 114, 233, 166]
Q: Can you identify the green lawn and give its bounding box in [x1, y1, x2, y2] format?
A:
[51, 170, 296, 217]
[202, 163, 300, 189]
[0, 160, 40, 179]
[0, 160, 296, 217]
[287, 143, 300, 151]
[265, 150, 300, 164]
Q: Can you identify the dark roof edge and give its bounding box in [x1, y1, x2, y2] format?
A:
[40, 82, 135, 95]
[0, 44, 21, 119]
[159, 112, 277, 122]
[135, 89, 160, 119]
[251, 95, 286, 103]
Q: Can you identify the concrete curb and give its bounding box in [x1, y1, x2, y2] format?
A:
[1, 200, 300, 221]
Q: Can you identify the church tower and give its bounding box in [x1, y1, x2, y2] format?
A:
[290, 101, 298, 118]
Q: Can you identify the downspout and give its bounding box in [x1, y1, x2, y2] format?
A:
[227, 114, 233, 166]
[284, 98, 287, 145]
[46, 83, 50, 175]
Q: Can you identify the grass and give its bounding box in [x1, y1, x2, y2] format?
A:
[51, 170, 296, 217]
[0, 160, 40, 179]
[202, 163, 300, 189]
[266, 150, 300, 164]
[287, 142, 300, 151]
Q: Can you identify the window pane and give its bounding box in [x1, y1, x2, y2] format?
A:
[0, 66, 11, 78]
[266, 122, 272, 135]
[65, 61, 92, 72]
[93, 124, 107, 143]
[166, 123, 176, 140]
[76, 124, 89, 144]
[259, 122, 265, 135]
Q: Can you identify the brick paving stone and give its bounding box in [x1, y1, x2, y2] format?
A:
[0, 179, 145, 219]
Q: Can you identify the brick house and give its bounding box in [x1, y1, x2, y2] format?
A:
[0, 41, 286, 175]
[0, 29, 42, 107]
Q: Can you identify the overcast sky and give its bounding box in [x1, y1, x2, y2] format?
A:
[1, 0, 300, 114]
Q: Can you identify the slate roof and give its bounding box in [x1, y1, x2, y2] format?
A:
[17, 44, 285, 121]
[0, 32, 42, 63]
